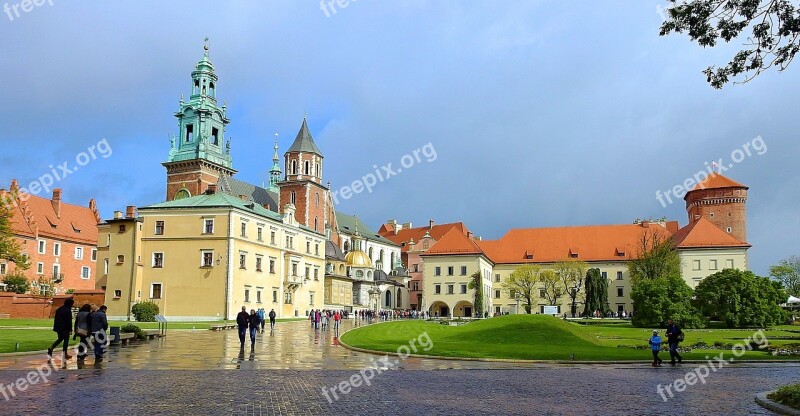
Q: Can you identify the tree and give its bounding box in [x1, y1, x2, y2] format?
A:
[582, 268, 610, 317]
[538, 269, 563, 307]
[467, 271, 484, 318]
[0, 202, 29, 271]
[628, 230, 682, 285]
[131, 301, 160, 322]
[502, 265, 540, 314]
[555, 259, 588, 317]
[631, 275, 705, 328]
[2, 270, 29, 294]
[660, 0, 800, 88]
[770, 256, 800, 297]
[694, 268, 786, 327]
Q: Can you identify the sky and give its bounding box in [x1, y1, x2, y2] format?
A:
[0, 1, 797, 275]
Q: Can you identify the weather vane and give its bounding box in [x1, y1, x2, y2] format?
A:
[203, 37, 209, 57]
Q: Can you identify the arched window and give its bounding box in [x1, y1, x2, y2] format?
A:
[343, 240, 350, 252]
[390, 252, 395, 268]
[209, 82, 215, 97]
[368, 247, 373, 259]
[291, 160, 297, 175]
[314, 217, 318, 232]
[379, 249, 385, 266]
[193, 80, 199, 95]
[315, 193, 319, 207]
[339, 264, 345, 275]
[304, 161, 310, 175]
[356, 270, 364, 278]
[385, 290, 392, 308]
[396, 290, 402, 307]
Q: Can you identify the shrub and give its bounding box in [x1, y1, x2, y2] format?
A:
[120, 323, 144, 340]
[2, 271, 29, 294]
[131, 301, 159, 322]
[768, 384, 800, 410]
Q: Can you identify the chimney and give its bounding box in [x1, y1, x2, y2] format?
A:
[52, 189, 62, 218]
[640, 220, 650, 228]
[10, 179, 18, 192]
[429, 219, 435, 229]
[467, 231, 473, 239]
[402, 222, 412, 229]
[125, 205, 136, 219]
[114, 211, 123, 219]
[206, 184, 217, 194]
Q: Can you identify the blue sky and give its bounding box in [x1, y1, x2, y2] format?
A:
[0, 1, 797, 275]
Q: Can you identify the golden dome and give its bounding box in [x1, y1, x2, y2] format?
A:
[345, 250, 373, 268]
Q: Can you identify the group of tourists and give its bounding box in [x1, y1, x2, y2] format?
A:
[309, 309, 343, 331]
[48, 298, 109, 367]
[236, 307, 277, 349]
[649, 318, 684, 367]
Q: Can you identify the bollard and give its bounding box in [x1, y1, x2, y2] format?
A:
[15, 342, 19, 352]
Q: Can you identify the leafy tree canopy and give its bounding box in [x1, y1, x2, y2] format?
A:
[694, 268, 786, 327]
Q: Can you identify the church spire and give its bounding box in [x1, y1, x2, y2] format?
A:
[269, 131, 282, 192]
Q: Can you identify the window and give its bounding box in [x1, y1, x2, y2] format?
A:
[53, 243, 61, 256]
[423, 240, 429, 249]
[155, 221, 165, 235]
[617, 287, 624, 297]
[434, 284, 441, 294]
[305, 267, 310, 279]
[494, 289, 501, 299]
[309, 292, 315, 305]
[616, 271, 623, 280]
[37, 240, 46, 254]
[726, 227, 732, 233]
[411, 281, 419, 291]
[151, 283, 162, 299]
[273, 290, 278, 303]
[601, 271, 607, 279]
[185, 124, 194, 142]
[314, 268, 319, 280]
[257, 227, 263, 241]
[241, 222, 247, 237]
[306, 241, 311, 253]
[202, 251, 214, 267]
[113, 290, 122, 298]
[434, 267, 441, 276]
[37, 262, 44, 274]
[284, 291, 293, 304]
[413, 264, 419, 272]
[52, 264, 60, 279]
[709, 259, 718, 270]
[315, 244, 319, 256]
[460, 284, 467, 294]
[204, 219, 214, 234]
[495, 274, 500, 283]
[692, 260, 701, 271]
[447, 266, 454, 276]
[239, 253, 247, 269]
[256, 290, 262, 304]
[255, 256, 263, 272]
[152, 253, 164, 268]
[104, 259, 109, 274]
[75, 247, 84, 260]
[290, 191, 296, 204]
[244, 288, 250, 303]
[91, 249, 97, 261]
[495, 306, 501, 314]
[270, 231, 276, 245]
[693, 278, 702, 288]
[211, 127, 219, 145]
[460, 266, 467, 276]
[81, 267, 90, 279]
[447, 284, 454, 294]
[116, 255, 125, 264]
[509, 289, 516, 298]
[726, 259, 734, 269]
[286, 236, 293, 249]
[0, 263, 5, 274]
[269, 259, 276, 274]
[118, 224, 126, 233]
[539, 289, 546, 298]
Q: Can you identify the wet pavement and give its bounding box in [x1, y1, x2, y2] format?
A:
[0, 319, 798, 415]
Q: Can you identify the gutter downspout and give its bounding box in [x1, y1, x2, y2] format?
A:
[126, 220, 138, 321]
[225, 209, 234, 320]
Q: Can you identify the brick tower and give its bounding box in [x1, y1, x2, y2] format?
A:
[279, 117, 331, 234]
[684, 173, 748, 243]
[162, 39, 235, 201]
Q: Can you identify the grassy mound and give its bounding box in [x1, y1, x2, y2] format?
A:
[768, 384, 800, 410]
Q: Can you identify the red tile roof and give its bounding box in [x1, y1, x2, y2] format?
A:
[420, 228, 484, 256]
[1, 184, 100, 245]
[379, 222, 468, 252]
[672, 217, 750, 248]
[477, 223, 675, 264]
[690, 173, 748, 192]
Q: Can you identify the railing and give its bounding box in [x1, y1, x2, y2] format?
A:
[52, 273, 64, 283]
[285, 274, 303, 285]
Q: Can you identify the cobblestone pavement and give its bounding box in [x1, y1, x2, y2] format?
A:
[0, 320, 797, 415]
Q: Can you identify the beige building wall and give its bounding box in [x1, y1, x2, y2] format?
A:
[422, 254, 493, 318]
[677, 248, 748, 288]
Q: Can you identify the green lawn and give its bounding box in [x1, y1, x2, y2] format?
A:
[340, 315, 800, 362]
[0, 317, 306, 331]
[0, 329, 55, 354]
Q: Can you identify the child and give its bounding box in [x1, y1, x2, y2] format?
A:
[650, 330, 664, 367]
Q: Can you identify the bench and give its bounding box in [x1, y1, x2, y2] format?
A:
[117, 332, 135, 346]
[210, 323, 237, 331]
[141, 329, 160, 340]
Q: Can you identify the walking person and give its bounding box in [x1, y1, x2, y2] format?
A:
[268, 309, 276, 330]
[649, 330, 664, 367]
[72, 303, 92, 366]
[666, 319, 683, 366]
[333, 311, 341, 334]
[258, 308, 266, 333]
[248, 309, 260, 349]
[48, 298, 74, 363]
[236, 306, 249, 349]
[90, 305, 109, 365]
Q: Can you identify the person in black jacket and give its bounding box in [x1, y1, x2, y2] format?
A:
[268, 309, 276, 330]
[248, 309, 260, 349]
[666, 318, 683, 366]
[236, 306, 249, 349]
[48, 298, 74, 361]
[91, 305, 109, 363]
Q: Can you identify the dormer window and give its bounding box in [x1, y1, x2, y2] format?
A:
[211, 128, 219, 146]
[185, 124, 194, 143]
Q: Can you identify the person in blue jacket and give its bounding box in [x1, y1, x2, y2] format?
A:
[650, 330, 664, 367]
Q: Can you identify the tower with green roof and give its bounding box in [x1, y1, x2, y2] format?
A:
[163, 39, 236, 201]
